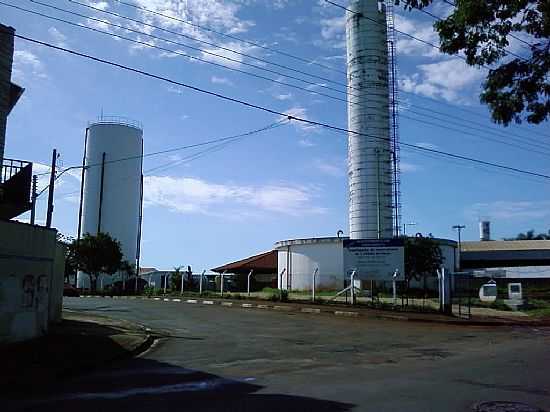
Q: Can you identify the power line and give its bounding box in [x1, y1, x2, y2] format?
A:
[8, 30, 549, 182]
[63, 0, 343, 89]
[400, 112, 550, 157]
[105, 0, 547, 139]
[441, 0, 535, 49]
[410, 4, 527, 61]
[113, 0, 347, 76]
[39, 120, 289, 197]
[15, 1, 547, 150]
[324, 0, 447, 57]
[30, 0, 354, 99]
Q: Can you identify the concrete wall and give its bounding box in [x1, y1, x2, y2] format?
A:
[0, 220, 64, 343]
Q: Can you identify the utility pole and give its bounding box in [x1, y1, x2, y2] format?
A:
[30, 174, 37, 225]
[45, 149, 57, 228]
[452, 225, 466, 271]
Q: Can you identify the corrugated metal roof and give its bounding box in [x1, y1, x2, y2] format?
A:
[211, 250, 277, 273]
[462, 240, 550, 252]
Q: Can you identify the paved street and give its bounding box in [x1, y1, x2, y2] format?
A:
[6, 297, 550, 412]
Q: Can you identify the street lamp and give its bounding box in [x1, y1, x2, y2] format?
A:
[403, 222, 417, 236]
[452, 224, 466, 271]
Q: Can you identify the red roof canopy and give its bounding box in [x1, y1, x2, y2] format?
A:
[211, 250, 277, 274]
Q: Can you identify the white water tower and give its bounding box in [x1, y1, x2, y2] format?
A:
[346, 0, 393, 239]
[76, 117, 143, 289]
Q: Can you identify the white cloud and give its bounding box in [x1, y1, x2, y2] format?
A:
[211, 76, 234, 86]
[400, 162, 421, 173]
[274, 92, 293, 101]
[281, 106, 319, 132]
[319, 16, 346, 49]
[395, 13, 441, 58]
[467, 201, 550, 220]
[143, 176, 325, 217]
[12, 50, 46, 82]
[415, 142, 438, 150]
[48, 27, 67, 47]
[314, 159, 345, 177]
[298, 139, 315, 148]
[133, 0, 255, 35]
[399, 58, 485, 103]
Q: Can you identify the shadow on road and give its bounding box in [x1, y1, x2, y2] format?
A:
[5, 356, 354, 412]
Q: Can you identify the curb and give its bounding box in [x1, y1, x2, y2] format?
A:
[75, 296, 550, 327]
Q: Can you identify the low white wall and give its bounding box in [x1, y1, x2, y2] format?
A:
[0, 221, 64, 343]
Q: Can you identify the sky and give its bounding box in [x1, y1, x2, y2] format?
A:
[2, 0, 549, 272]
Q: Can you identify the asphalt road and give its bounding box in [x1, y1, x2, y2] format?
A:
[7, 297, 550, 412]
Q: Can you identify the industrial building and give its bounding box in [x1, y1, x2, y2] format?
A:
[76, 117, 144, 289]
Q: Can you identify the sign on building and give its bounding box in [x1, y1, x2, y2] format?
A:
[343, 239, 405, 281]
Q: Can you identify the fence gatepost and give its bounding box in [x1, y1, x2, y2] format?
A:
[247, 270, 254, 298]
[220, 270, 227, 296]
[312, 268, 318, 302]
[199, 270, 205, 296]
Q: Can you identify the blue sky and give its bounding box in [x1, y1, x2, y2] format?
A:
[2, 0, 549, 271]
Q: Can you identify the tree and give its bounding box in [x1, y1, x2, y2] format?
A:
[56, 233, 77, 285]
[504, 229, 550, 240]
[404, 236, 444, 287]
[170, 266, 183, 291]
[72, 232, 124, 292]
[398, 0, 549, 126]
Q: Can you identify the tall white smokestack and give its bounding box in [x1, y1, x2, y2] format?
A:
[347, 0, 393, 240]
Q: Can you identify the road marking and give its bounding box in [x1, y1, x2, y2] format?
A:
[302, 308, 321, 314]
[186, 299, 198, 304]
[202, 300, 214, 305]
[334, 311, 359, 317]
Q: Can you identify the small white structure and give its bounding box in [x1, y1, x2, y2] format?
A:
[508, 283, 523, 300]
[275, 237, 457, 291]
[479, 280, 498, 303]
[77, 117, 143, 289]
[479, 221, 491, 241]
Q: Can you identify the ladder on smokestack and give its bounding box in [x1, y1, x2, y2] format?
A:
[386, 0, 402, 238]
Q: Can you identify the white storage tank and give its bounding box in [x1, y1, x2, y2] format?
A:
[275, 237, 457, 291]
[77, 117, 143, 289]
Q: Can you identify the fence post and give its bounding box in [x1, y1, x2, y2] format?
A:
[220, 270, 227, 296]
[199, 270, 205, 296]
[181, 272, 184, 295]
[164, 275, 167, 295]
[247, 270, 254, 298]
[312, 268, 318, 302]
[350, 270, 357, 305]
[392, 269, 399, 306]
[279, 268, 286, 290]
